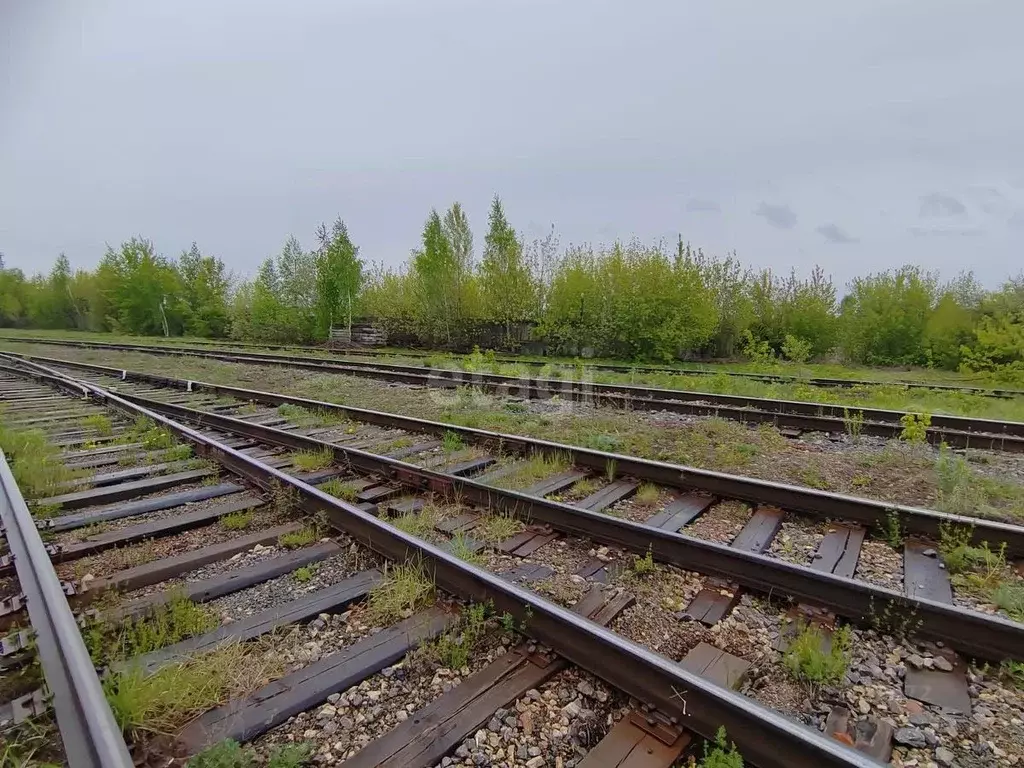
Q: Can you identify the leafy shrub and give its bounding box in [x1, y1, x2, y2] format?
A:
[899, 413, 931, 443]
[781, 334, 812, 363]
[783, 623, 851, 687]
[698, 726, 744, 768]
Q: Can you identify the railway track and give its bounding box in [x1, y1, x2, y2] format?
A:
[0, 358, 886, 768]
[3, 339, 1024, 453]
[8, 333, 1020, 398]
[3, 354, 1024, 763]
[4, 355, 1024, 765]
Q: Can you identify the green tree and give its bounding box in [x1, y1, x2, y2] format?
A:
[479, 196, 537, 342]
[410, 207, 477, 345]
[960, 274, 1024, 375]
[924, 291, 975, 369]
[178, 243, 231, 337]
[685, 244, 754, 357]
[95, 238, 183, 335]
[840, 266, 938, 365]
[314, 219, 363, 338]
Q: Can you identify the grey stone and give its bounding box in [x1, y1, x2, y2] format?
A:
[933, 656, 954, 672]
[909, 713, 934, 727]
[934, 749, 955, 767]
[894, 727, 928, 748]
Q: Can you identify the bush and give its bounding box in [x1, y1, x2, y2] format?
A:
[783, 623, 851, 687]
[781, 334, 812, 363]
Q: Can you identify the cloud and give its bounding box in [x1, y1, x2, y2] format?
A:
[685, 198, 721, 213]
[816, 223, 858, 244]
[909, 225, 983, 237]
[919, 192, 967, 218]
[754, 202, 797, 229]
[1007, 210, 1024, 230]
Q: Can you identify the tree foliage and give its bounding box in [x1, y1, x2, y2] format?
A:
[1, 203, 1021, 377]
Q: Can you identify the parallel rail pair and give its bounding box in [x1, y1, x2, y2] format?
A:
[3, 338, 1023, 452]
[0, 357, 876, 767]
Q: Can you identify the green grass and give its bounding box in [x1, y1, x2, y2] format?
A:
[633, 482, 660, 506]
[492, 452, 571, 491]
[698, 727, 744, 768]
[476, 511, 523, 543]
[289, 448, 334, 472]
[121, 416, 177, 450]
[83, 593, 218, 664]
[293, 565, 316, 583]
[187, 739, 314, 768]
[80, 412, 114, 436]
[386, 504, 440, 539]
[365, 562, 435, 623]
[103, 643, 283, 739]
[220, 510, 253, 530]
[0, 720, 61, 768]
[277, 402, 346, 428]
[783, 623, 851, 687]
[0, 423, 81, 499]
[630, 548, 656, 577]
[442, 430, 464, 453]
[568, 477, 600, 497]
[4, 329, 1024, 420]
[278, 526, 317, 549]
[448, 532, 484, 565]
[319, 477, 360, 501]
[426, 602, 489, 671]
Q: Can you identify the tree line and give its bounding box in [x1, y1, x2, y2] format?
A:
[1, 196, 1021, 376]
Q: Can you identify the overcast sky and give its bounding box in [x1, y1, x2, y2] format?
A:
[2, 0, 1023, 288]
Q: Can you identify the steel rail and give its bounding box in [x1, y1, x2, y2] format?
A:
[6, 333, 1022, 398]
[9, 353, 1024, 557]
[4, 339, 1022, 452]
[106, 388, 1024, 664]
[0, 456, 132, 767]
[1, 358, 877, 768]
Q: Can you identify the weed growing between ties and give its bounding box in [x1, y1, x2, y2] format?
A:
[783, 623, 851, 688]
[691, 727, 744, 768]
[630, 548, 656, 577]
[425, 602, 491, 671]
[0, 423, 81, 499]
[277, 402, 346, 428]
[365, 562, 435, 623]
[104, 642, 284, 740]
[634, 482, 661, 507]
[220, 510, 253, 530]
[319, 477, 360, 501]
[939, 524, 1024, 620]
[293, 564, 317, 583]
[442, 430, 465, 453]
[0, 719, 61, 768]
[122, 417, 176, 450]
[83, 593, 218, 664]
[289, 447, 334, 472]
[185, 740, 313, 768]
[880, 509, 904, 548]
[80, 412, 114, 436]
[386, 503, 441, 539]
[476, 510, 523, 543]
[278, 526, 317, 549]
[448, 532, 484, 565]
[492, 452, 571, 490]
